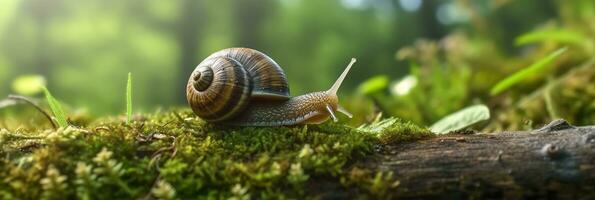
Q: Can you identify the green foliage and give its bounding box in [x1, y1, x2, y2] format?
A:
[430, 105, 490, 134]
[358, 75, 389, 95]
[0, 109, 429, 199]
[515, 29, 587, 46]
[11, 74, 46, 95]
[363, 38, 472, 125]
[40, 165, 68, 199]
[92, 148, 135, 195]
[126, 72, 132, 124]
[42, 87, 68, 128]
[490, 47, 567, 95]
[151, 180, 176, 200]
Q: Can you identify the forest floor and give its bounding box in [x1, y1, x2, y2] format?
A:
[0, 109, 431, 199]
[0, 109, 593, 199]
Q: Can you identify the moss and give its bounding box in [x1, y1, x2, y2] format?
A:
[358, 117, 433, 144]
[0, 109, 430, 199]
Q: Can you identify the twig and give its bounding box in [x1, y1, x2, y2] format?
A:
[143, 136, 179, 200]
[94, 126, 111, 133]
[7, 95, 58, 129]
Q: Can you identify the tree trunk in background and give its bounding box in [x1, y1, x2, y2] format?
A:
[176, 0, 202, 104]
[419, 0, 445, 39]
[31, 0, 55, 81]
[366, 120, 595, 199]
[232, 0, 276, 48]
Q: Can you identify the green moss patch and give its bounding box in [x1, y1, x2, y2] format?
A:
[0, 110, 430, 199]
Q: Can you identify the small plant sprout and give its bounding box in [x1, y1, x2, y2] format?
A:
[126, 72, 132, 124]
[40, 165, 68, 199]
[43, 87, 68, 128]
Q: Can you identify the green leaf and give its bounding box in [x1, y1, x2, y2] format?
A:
[42, 87, 68, 127]
[390, 75, 417, 96]
[490, 47, 567, 95]
[430, 105, 490, 134]
[126, 72, 132, 124]
[357, 75, 389, 95]
[515, 29, 586, 46]
[11, 74, 46, 95]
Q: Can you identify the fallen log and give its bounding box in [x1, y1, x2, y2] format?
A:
[371, 120, 595, 199]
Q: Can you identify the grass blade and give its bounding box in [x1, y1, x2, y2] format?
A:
[515, 29, 586, 46]
[490, 47, 567, 95]
[357, 75, 389, 95]
[42, 87, 68, 127]
[126, 72, 132, 124]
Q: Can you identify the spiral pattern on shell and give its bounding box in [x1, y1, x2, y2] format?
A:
[186, 48, 290, 122]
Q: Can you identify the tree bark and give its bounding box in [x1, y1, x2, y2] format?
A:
[371, 120, 595, 199]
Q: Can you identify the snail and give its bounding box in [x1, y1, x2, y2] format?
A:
[186, 47, 356, 126]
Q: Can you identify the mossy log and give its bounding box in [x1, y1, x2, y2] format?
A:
[370, 120, 595, 199]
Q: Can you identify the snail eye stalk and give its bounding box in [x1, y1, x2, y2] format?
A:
[324, 58, 356, 123]
[328, 58, 356, 95]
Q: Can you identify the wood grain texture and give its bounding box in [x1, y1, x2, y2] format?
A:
[366, 120, 595, 199]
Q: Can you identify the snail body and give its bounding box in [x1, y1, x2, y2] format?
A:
[186, 48, 355, 126]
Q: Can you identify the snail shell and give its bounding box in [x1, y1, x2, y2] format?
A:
[187, 47, 356, 126]
[186, 48, 290, 122]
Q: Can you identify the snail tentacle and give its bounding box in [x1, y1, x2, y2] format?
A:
[337, 105, 353, 118]
[328, 58, 356, 95]
[325, 104, 338, 122]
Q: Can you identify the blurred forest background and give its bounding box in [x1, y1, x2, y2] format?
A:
[0, 0, 593, 130]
